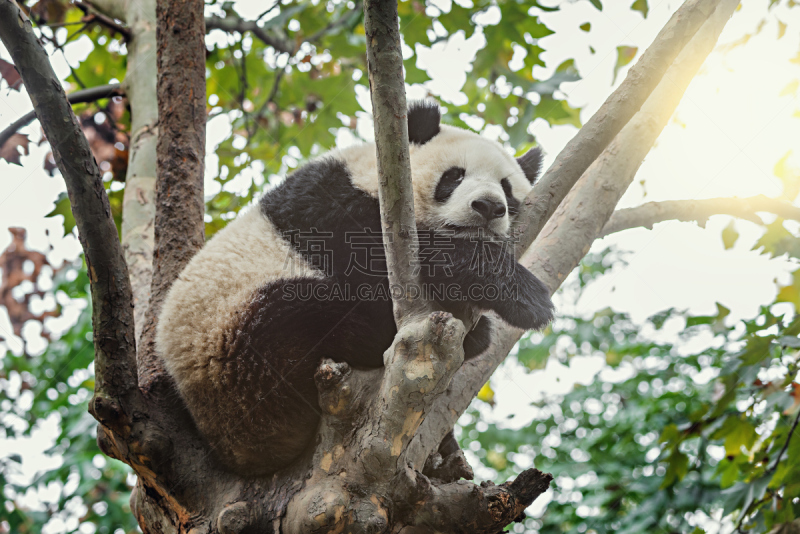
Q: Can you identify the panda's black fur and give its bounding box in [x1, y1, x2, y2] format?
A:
[156, 102, 554, 476]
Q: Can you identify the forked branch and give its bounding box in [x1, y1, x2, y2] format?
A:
[513, 0, 727, 256]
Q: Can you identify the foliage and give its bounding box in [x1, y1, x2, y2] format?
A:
[1, 257, 136, 534]
[461, 221, 800, 533]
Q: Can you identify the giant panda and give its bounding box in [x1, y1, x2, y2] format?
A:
[156, 101, 554, 476]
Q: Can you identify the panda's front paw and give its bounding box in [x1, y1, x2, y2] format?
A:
[495, 270, 554, 330]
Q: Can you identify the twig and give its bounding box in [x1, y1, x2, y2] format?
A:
[255, 1, 280, 22]
[731, 410, 800, 532]
[40, 20, 86, 28]
[75, 0, 131, 40]
[732, 414, 800, 529]
[61, 22, 91, 47]
[249, 67, 284, 139]
[234, 39, 250, 137]
[0, 3, 139, 411]
[0, 83, 122, 162]
[206, 3, 362, 55]
[67, 61, 87, 89]
[770, 408, 800, 472]
[512, 0, 727, 258]
[307, 2, 362, 43]
[205, 15, 294, 54]
[599, 195, 800, 237]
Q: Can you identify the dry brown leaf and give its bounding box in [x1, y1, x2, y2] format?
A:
[0, 228, 60, 341]
[0, 133, 30, 165]
[0, 58, 22, 91]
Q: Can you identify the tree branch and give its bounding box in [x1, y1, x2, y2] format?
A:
[119, 0, 157, 347]
[0, 83, 122, 151]
[364, 0, 429, 326]
[408, 0, 741, 468]
[0, 2, 139, 412]
[599, 195, 800, 237]
[205, 15, 294, 54]
[512, 0, 726, 258]
[135, 0, 207, 390]
[403, 468, 553, 533]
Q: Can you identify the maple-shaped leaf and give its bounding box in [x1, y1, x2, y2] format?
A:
[0, 133, 30, 165]
[0, 57, 22, 91]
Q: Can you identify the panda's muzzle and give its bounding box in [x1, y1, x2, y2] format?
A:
[471, 198, 506, 221]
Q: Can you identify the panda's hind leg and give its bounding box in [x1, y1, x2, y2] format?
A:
[206, 277, 396, 474]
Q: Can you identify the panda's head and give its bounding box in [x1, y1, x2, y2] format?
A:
[407, 101, 543, 237]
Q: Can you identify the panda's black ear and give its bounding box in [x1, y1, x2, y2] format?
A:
[407, 100, 441, 145]
[517, 146, 543, 185]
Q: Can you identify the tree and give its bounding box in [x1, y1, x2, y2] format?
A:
[0, 0, 799, 532]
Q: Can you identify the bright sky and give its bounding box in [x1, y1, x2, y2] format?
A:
[1, 0, 799, 527]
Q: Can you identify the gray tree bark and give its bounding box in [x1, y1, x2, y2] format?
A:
[117, 0, 160, 348]
[599, 195, 800, 237]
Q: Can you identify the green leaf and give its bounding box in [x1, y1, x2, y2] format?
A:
[631, 0, 648, 17]
[722, 220, 739, 249]
[580, 22, 591, 32]
[404, 58, 430, 85]
[773, 150, 800, 201]
[517, 345, 549, 370]
[738, 335, 775, 365]
[713, 416, 758, 456]
[535, 95, 582, 128]
[46, 192, 76, 236]
[659, 423, 680, 445]
[718, 459, 739, 488]
[613, 46, 638, 84]
[753, 218, 798, 258]
[661, 450, 689, 488]
[589, 0, 603, 10]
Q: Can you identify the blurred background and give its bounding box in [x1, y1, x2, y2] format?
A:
[1, 0, 799, 532]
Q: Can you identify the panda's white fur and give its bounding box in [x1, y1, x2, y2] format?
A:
[155, 103, 553, 476]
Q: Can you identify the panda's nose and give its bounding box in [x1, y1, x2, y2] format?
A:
[471, 198, 507, 220]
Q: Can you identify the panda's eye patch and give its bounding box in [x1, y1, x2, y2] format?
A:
[501, 178, 520, 216]
[434, 166, 466, 203]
